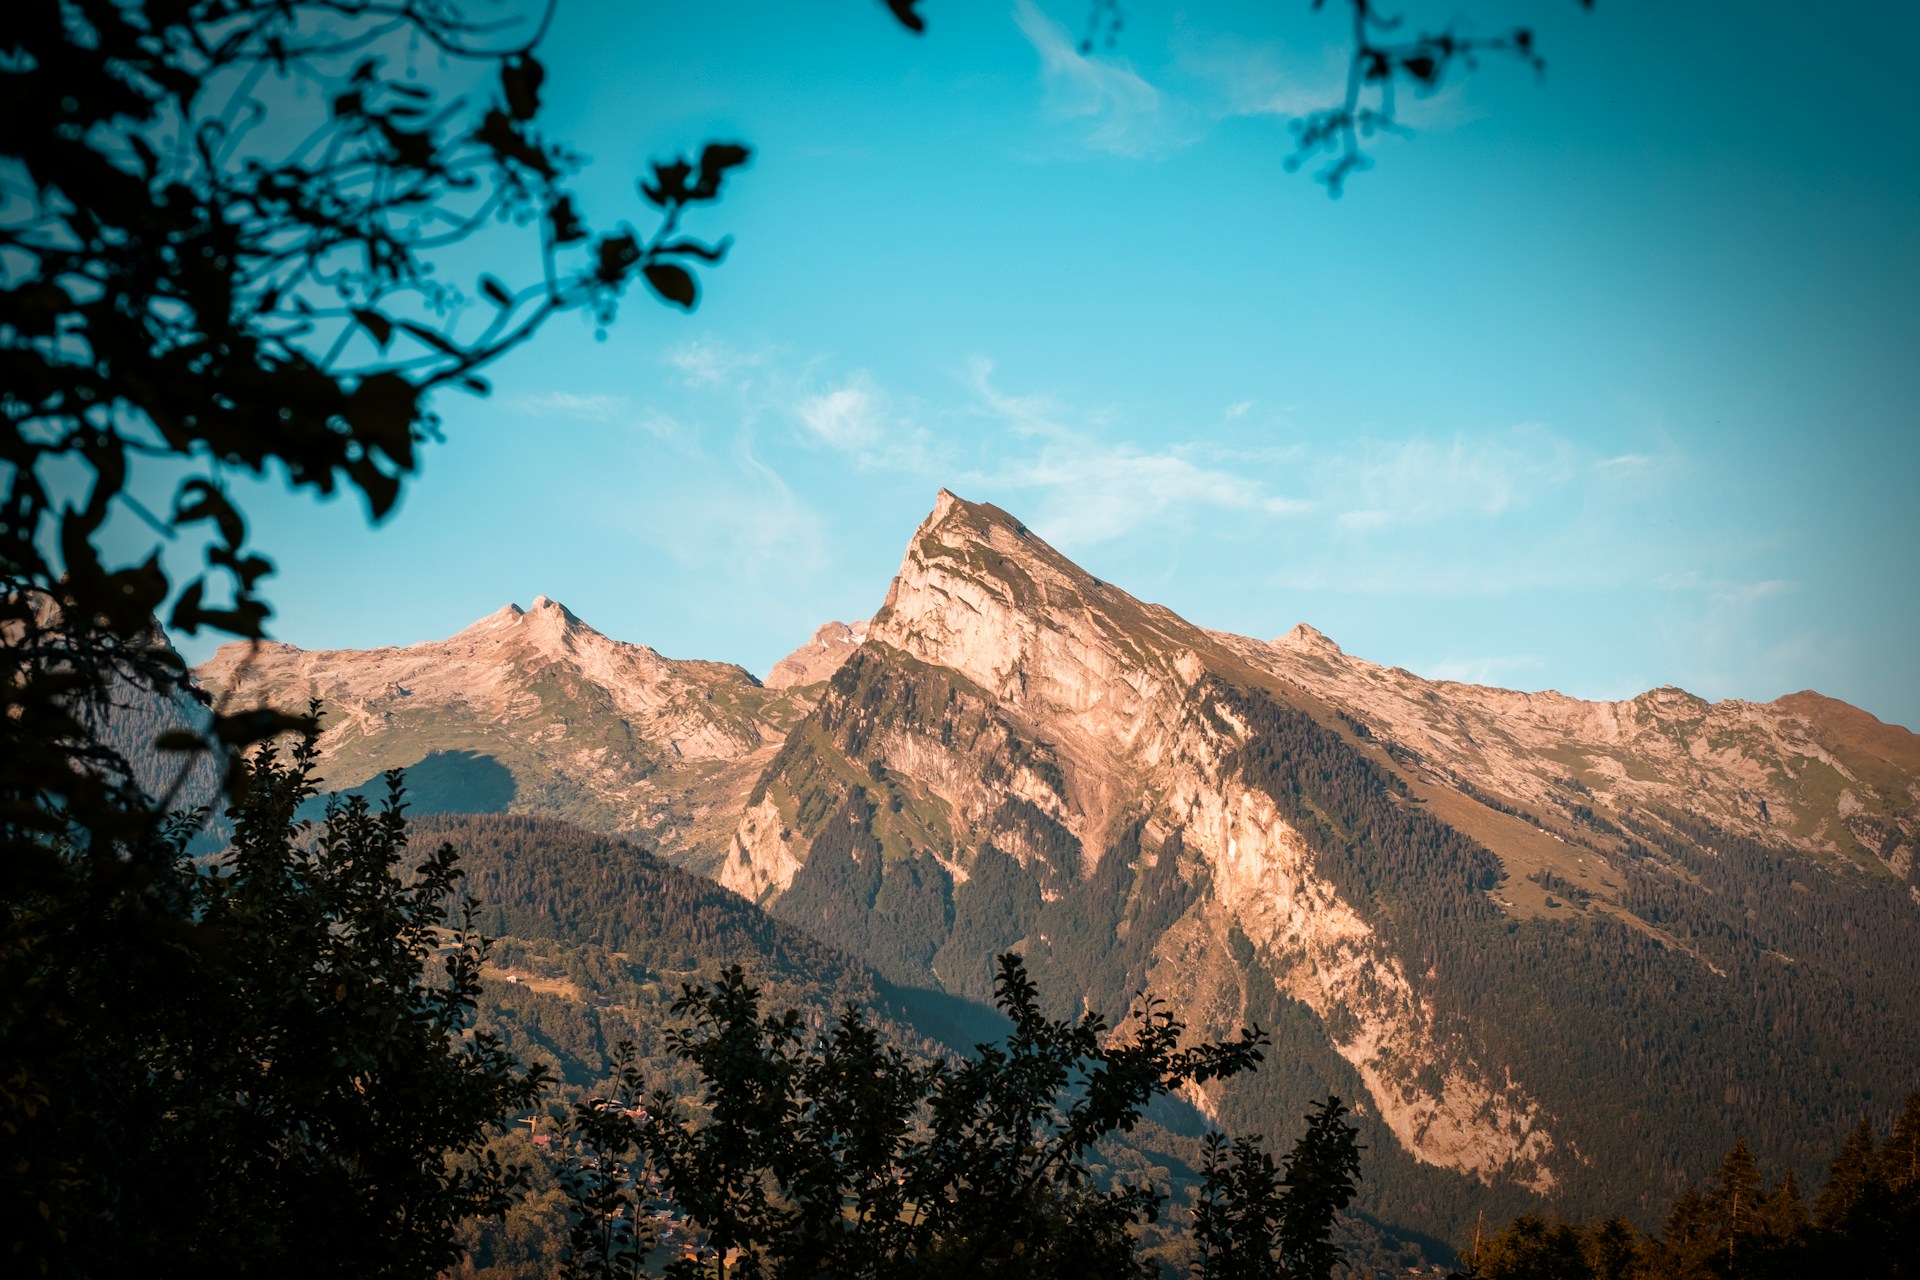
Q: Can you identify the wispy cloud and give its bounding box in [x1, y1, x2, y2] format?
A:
[987, 438, 1303, 545]
[1318, 429, 1579, 531]
[516, 391, 631, 421]
[670, 338, 766, 389]
[1659, 570, 1798, 605]
[1013, 0, 1197, 157]
[608, 433, 828, 585]
[798, 372, 887, 450]
[963, 359, 1312, 545]
[1172, 30, 1344, 122]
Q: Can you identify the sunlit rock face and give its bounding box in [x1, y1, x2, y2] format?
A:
[197, 595, 826, 875]
[726, 490, 1919, 1201]
[764, 620, 869, 690]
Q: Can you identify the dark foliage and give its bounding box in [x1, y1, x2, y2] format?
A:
[1457, 1094, 1920, 1279]
[1, 724, 544, 1274]
[551, 953, 1360, 1280]
[0, 1, 759, 1252]
[1287, 0, 1596, 196]
[1191, 1096, 1365, 1280]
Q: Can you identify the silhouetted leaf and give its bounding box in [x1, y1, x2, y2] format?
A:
[501, 53, 544, 121]
[595, 232, 641, 285]
[690, 142, 752, 200]
[641, 158, 693, 208]
[883, 0, 926, 33]
[642, 262, 697, 309]
[351, 307, 393, 349]
[549, 194, 586, 244]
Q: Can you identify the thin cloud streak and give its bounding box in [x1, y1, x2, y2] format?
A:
[1012, 0, 1198, 157]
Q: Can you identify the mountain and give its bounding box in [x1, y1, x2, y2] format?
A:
[196, 491, 1920, 1242]
[765, 620, 869, 689]
[403, 812, 904, 1089]
[197, 596, 833, 876]
[714, 491, 1920, 1230]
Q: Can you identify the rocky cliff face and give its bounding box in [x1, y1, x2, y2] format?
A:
[721, 490, 1920, 1222]
[1252, 624, 1919, 903]
[765, 620, 869, 690]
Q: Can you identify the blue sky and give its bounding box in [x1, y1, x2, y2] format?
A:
[163, 1, 1919, 729]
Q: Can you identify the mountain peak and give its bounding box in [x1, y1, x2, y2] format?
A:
[1276, 622, 1342, 656]
[766, 620, 869, 689]
[456, 602, 526, 637]
[451, 596, 589, 645]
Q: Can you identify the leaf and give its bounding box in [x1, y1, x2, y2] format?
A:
[174, 479, 245, 549]
[594, 233, 640, 285]
[351, 308, 393, 349]
[479, 275, 512, 308]
[1401, 54, 1438, 84]
[396, 319, 462, 357]
[883, 0, 926, 33]
[347, 372, 420, 469]
[548, 195, 586, 245]
[690, 143, 752, 201]
[642, 262, 697, 310]
[212, 706, 310, 747]
[501, 54, 545, 122]
[640, 159, 693, 209]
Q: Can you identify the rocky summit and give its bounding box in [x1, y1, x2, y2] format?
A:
[198, 489, 1920, 1237]
[198, 594, 827, 875]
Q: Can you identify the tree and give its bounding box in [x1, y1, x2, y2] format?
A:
[2, 0, 770, 1259]
[1189, 1099, 1364, 1280]
[2, 718, 546, 1274]
[1458, 1111, 1920, 1280]
[551, 954, 1360, 1280]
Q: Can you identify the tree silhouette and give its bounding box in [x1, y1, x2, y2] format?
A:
[1287, 0, 1595, 196]
[2, 719, 545, 1274]
[1458, 1108, 1920, 1280]
[555, 953, 1360, 1280]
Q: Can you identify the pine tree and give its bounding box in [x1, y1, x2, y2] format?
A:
[1883, 1093, 1920, 1192]
[1756, 1168, 1808, 1245]
[1656, 1184, 1715, 1280]
[1813, 1119, 1880, 1228]
[1704, 1139, 1764, 1271]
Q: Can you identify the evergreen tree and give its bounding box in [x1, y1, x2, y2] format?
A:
[1585, 1217, 1644, 1280]
[1702, 1139, 1763, 1272]
[1813, 1118, 1881, 1229]
[1883, 1094, 1920, 1191]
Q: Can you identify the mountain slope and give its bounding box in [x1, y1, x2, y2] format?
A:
[197, 598, 825, 875]
[193, 491, 1920, 1243]
[720, 490, 1920, 1233]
